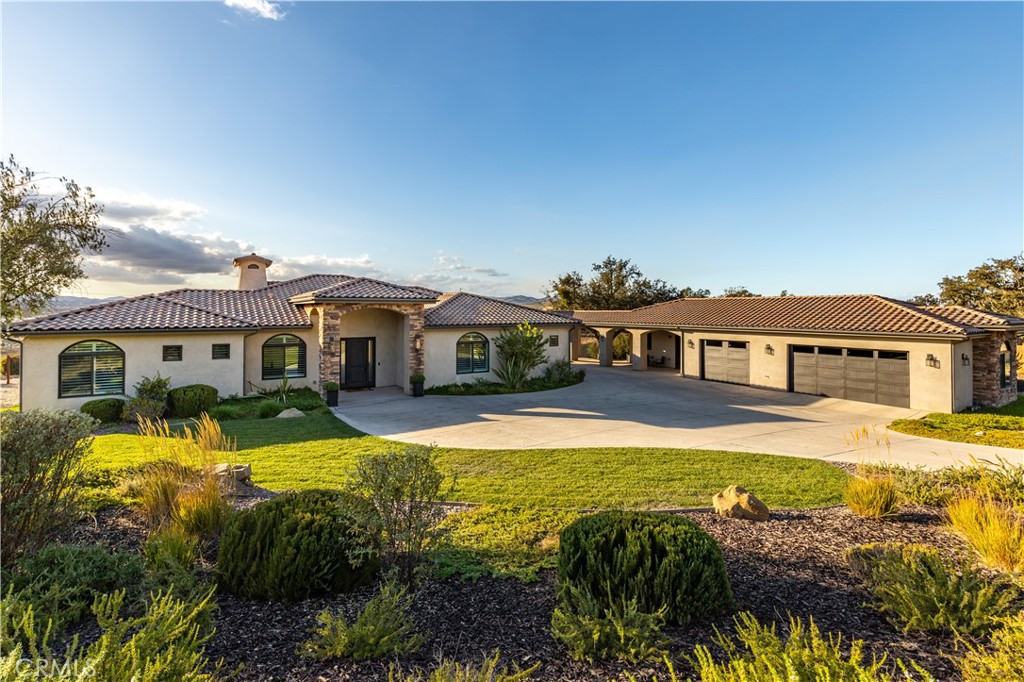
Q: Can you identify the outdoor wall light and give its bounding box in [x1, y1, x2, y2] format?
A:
[962, 353, 970, 366]
[414, 337, 423, 350]
[687, 339, 695, 349]
[765, 344, 775, 356]
[926, 354, 941, 369]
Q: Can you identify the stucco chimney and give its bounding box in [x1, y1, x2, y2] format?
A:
[233, 253, 273, 290]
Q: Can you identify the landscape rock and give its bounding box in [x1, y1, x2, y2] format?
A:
[712, 485, 770, 522]
[276, 407, 305, 418]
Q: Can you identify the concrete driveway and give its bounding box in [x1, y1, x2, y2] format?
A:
[335, 364, 1022, 469]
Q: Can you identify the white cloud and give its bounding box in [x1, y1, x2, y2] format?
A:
[435, 253, 509, 277]
[224, 0, 286, 21]
[95, 188, 206, 229]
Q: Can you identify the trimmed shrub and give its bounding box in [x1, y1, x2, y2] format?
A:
[845, 472, 901, 519]
[542, 359, 584, 386]
[283, 387, 328, 412]
[258, 400, 285, 419]
[168, 384, 219, 419]
[217, 489, 381, 601]
[3, 543, 144, 640]
[556, 510, 732, 626]
[551, 585, 669, 663]
[690, 612, 936, 682]
[122, 397, 167, 423]
[81, 398, 126, 423]
[845, 542, 1018, 636]
[0, 409, 95, 566]
[298, 580, 423, 660]
[947, 495, 1024, 572]
[960, 612, 1024, 681]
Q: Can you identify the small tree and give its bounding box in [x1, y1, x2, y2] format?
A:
[493, 322, 548, 390]
[1, 156, 108, 328]
[347, 444, 453, 585]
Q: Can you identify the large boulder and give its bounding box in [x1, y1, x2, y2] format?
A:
[276, 407, 305, 418]
[712, 485, 770, 522]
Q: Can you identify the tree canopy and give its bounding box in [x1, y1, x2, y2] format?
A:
[936, 254, 1024, 317]
[548, 256, 708, 310]
[1, 156, 107, 328]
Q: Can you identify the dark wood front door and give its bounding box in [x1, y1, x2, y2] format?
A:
[342, 337, 375, 389]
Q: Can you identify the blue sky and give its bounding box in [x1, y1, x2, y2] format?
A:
[3, 1, 1022, 300]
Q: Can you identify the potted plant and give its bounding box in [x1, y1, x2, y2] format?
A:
[410, 373, 426, 397]
[323, 381, 340, 407]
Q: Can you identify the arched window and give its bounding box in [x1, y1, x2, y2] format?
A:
[456, 333, 489, 374]
[59, 340, 125, 398]
[1000, 341, 1013, 388]
[263, 334, 306, 379]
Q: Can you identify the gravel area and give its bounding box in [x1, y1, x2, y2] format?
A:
[62, 504, 971, 681]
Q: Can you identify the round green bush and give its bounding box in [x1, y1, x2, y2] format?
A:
[557, 510, 733, 625]
[258, 400, 285, 419]
[167, 384, 219, 419]
[81, 398, 125, 423]
[216, 489, 381, 601]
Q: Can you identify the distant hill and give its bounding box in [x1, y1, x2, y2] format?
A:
[47, 296, 125, 313]
[499, 295, 547, 308]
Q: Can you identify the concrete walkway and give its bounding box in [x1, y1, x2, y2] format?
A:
[334, 364, 1022, 470]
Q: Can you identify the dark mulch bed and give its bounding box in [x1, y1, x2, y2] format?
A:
[204, 505, 967, 681]
[61, 504, 970, 681]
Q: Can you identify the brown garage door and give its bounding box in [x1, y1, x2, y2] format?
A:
[791, 346, 909, 408]
[702, 340, 750, 385]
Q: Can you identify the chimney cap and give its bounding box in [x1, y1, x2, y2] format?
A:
[233, 253, 273, 268]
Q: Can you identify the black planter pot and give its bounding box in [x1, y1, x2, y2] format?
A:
[412, 381, 424, 397]
[326, 390, 339, 407]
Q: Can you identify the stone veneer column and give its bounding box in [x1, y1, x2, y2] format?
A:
[406, 305, 425, 384]
[319, 306, 342, 393]
[971, 331, 1018, 407]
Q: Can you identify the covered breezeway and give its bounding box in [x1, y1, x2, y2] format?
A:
[570, 326, 683, 374]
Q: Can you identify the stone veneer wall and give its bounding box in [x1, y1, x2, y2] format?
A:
[971, 331, 1018, 407]
[314, 303, 425, 395]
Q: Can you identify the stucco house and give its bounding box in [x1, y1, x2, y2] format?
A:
[10, 254, 576, 411]
[571, 295, 1022, 413]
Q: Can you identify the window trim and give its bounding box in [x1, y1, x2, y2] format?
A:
[212, 343, 230, 360]
[456, 332, 489, 375]
[262, 334, 307, 380]
[162, 345, 183, 362]
[58, 339, 125, 398]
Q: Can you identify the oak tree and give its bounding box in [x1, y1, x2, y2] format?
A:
[1, 156, 107, 328]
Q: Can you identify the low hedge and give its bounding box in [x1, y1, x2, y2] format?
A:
[557, 510, 733, 625]
[81, 398, 125, 423]
[167, 384, 219, 418]
[217, 489, 381, 601]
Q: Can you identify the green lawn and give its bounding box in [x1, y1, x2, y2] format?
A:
[87, 415, 848, 510]
[889, 397, 1024, 449]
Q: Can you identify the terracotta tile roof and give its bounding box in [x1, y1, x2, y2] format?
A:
[574, 295, 989, 337]
[10, 273, 440, 335]
[425, 292, 578, 328]
[922, 305, 1024, 329]
[291, 277, 441, 303]
[10, 294, 258, 333]
[161, 289, 309, 327]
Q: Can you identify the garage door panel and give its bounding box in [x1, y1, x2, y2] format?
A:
[789, 346, 909, 408]
[702, 342, 749, 386]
